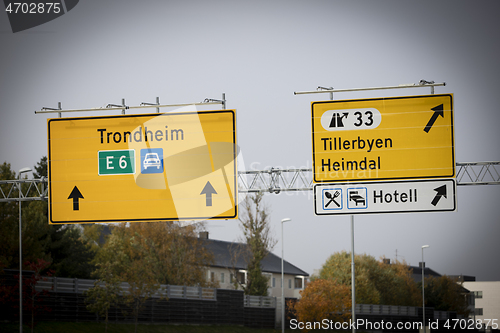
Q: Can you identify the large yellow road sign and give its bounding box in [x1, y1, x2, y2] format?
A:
[311, 94, 455, 183]
[48, 110, 238, 224]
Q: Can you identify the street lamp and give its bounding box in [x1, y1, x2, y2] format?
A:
[421, 245, 430, 333]
[18, 167, 32, 333]
[281, 218, 291, 333]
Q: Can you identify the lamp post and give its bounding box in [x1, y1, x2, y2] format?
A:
[18, 167, 32, 333]
[421, 245, 430, 333]
[281, 218, 291, 333]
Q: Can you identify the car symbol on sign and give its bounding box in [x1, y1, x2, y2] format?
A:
[143, 153, 161, 170]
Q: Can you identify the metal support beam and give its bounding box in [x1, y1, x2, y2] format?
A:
[294, 81, 446, 96]
[0, 162, 498, 202]
[237, 162, 500, 194]
[0, 178, 47, 202]
[35, 98, 225, 115]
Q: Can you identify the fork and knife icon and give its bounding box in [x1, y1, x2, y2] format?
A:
[325, 190, 341, 207]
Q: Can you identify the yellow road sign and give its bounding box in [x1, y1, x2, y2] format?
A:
[48, 110, 238, 224]
[311, 94, 455, 183]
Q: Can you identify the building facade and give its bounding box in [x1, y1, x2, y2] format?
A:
[463, 281, 500, 325]
[201, 233, 309, 299]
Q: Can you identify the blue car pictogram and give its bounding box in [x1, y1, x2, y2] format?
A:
[143, 153, 161, 170]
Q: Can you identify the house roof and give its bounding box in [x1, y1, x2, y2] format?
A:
[203, 238, 309, 277]
[409, 265, 442, 283]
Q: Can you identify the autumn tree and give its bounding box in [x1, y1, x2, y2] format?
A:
[291, 279, 351, 332]
[317, 251, 421, 306]
[122, 221, 215, 286]
[89, 221, 214, 332]
[85, 269, 122, 333]
[22, 259, 54, 333]
[378, 257, 422, 306]
[317, 251, 381, 304]
[85, 236, 125, 333]
[423, 275, 470, 316]
[91, 224, 158, 333]
[0, 259, 54, 333]
[233, 192, 276, 296]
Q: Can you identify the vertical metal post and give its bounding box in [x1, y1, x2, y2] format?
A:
[156, 97, 160, 113]
[422, 254, 425, 333]
[281, 218, 291, 333]
[421, 245, 429, 333]
[222, 93, 226, 110]
[351, 215, 356, 333]
[19, 181, 22, 333]
[122, 98, 126, 115]
[58, 102, 62, 118]
[327, 88, 355, 331]
[18, 167, 31, 333]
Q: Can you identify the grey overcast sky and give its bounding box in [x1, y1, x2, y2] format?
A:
[1, 0, 499, 280]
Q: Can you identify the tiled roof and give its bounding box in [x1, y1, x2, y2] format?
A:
[203, 238, 309, 277]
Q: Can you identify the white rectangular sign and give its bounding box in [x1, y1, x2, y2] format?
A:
[314, 179, 456, 215]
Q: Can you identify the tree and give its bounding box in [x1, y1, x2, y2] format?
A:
[317, 251, 381, 304]
[233, 193, 276, 296]
[423, 275, 470, 316]
[85, 260, 123, 333]
[32, 156, 47, 179]
[0, 158, 96, 278]
[22, 259, 54, 333]
[52, 225, 96, 279]
[290, 279, 351, 332]
[0, 259, 54, 333]
[118, 221, 215, 287]
[89, 221, 214, 332]
[317, 251, 421, 306]
[0, 162, 21, 269]
[92, 226, 157, 333]
[378, 257, 422, 306]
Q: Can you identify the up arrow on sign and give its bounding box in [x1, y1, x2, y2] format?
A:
[200, 181, 217, 207]
[68, 186, 84, 211]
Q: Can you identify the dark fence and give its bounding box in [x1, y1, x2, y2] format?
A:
[0, 270, 276, 329]
[3, 270, 484, 332]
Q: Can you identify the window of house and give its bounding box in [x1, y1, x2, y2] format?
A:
[288, 279, 292, 289]
[238, 271, 246, 285]
[294, 277, 303, 289]
[263, 272, 272, 287]
[210, 271, 215, 282]
[474, 291, 483, 299]
[221, 272, 225, 284]
[272, 277, 276, 288]
[476, 308, 483, 316]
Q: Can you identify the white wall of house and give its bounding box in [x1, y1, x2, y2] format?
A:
[207, 267, 306, 299]
[463, 281, 500, 325]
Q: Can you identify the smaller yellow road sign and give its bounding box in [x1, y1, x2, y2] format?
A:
[48, 110, 238, 224]
[311, 94, 455, 183]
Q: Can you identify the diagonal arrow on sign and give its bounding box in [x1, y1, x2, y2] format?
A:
[424, 104, 444, 133]
[431, 185, 447, 206]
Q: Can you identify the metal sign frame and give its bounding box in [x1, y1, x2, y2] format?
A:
[47, 109, 238, 224]
[311, 94, 455, 183]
